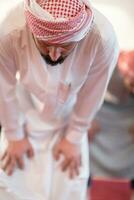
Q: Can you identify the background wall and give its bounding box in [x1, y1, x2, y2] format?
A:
[91, 0, 134, 50]
[0, 0, 134, 50]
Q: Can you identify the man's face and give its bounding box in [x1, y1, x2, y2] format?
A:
[33, 36, 78, 66]
[123, 75, 134, 94]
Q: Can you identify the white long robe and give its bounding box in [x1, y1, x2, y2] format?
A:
[0, 3, 119, 200]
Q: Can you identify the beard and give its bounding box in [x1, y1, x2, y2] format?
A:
[41, 54, 66, 66]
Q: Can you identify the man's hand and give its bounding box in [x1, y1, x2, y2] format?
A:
[53, 138, 81, 179]
[0, 137, 34, 176]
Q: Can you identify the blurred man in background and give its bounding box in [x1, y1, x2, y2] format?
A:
[89, 51, 134, 200]
[0, 0, 118, 199]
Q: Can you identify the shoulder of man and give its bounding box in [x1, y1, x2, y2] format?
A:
[0, 1, 25, 38]
[0, 2, 27, 50]
[92, 8, 117, 46]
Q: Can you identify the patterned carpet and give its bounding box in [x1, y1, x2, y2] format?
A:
[89, 178, 133, 200]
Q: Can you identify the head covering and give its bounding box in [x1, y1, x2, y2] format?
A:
[24, 0, 94, 44]
[118, 51, 134, 79]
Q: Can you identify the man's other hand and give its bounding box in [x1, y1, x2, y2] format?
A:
[53, 138, 81, 179]
[0, 137, 34, 176]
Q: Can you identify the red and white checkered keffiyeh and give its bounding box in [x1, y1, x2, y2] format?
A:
[24, 0, 93, 43]
[118, 51, 134, 79]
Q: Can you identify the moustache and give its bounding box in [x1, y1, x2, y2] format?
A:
[41, 54, 66, 66]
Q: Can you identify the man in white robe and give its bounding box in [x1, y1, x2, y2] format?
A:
[0, 0, 119, 199]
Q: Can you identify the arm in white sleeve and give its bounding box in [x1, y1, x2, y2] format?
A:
[0, 35, 25, 141]
[65, 33, 119, 144]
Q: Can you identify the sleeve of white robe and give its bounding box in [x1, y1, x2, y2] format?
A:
[65, 32, 119, 144]
[0, 35, 25, 141]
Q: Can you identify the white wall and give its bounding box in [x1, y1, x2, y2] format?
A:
[91, 0, 134, 50]
[0, 0, 134, 50]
